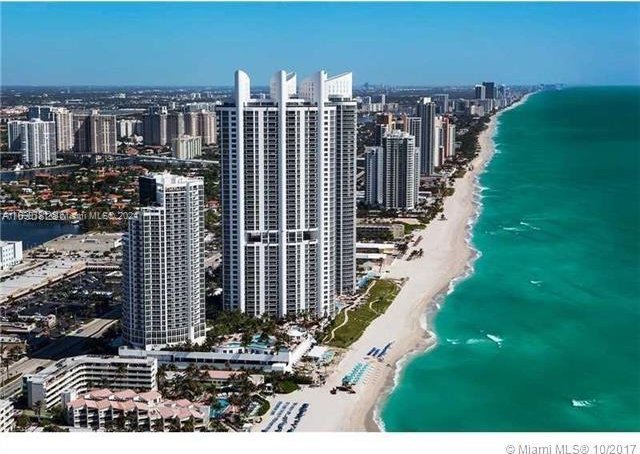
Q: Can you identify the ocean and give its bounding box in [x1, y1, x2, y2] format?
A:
[381, 87, 640, 431]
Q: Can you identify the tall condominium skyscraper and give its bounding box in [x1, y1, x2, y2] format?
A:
[442, 117, 456, 161]
[51, 108, 74, 151]
[73, 110, 117, 154]
[167, 112, 185, 143]
[475, 84, 486, 100]
[482, 81, 496, 99]
[402, 115, 422, 152]
[301, 73, 357, 296]
[216, 69, 356, 319]
[197, 111, 217, 145]
[183, 111, 199, 137]
[364, 130, 419, 211]
[434, 115, 444, 169]
[25, 106, 74, 151]
[7, 119, 57, 167]
[364, 146, 383, 207]
[181, 110, 217, 145]
[142, 106, 168, 146]
[122, 173, 206, 350]
[117, 119, 142, 138]
[417, 97, 437, 176]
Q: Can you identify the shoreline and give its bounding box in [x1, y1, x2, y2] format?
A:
[255, 94, 534, 433]
[365, 93, 537, 432]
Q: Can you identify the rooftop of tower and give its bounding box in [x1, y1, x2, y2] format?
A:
[150, 172, 203, 187]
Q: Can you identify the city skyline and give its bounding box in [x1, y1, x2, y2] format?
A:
[2, 2, 639, 87]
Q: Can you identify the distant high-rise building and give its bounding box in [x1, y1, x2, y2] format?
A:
[167, 112, 185, 143]
[196, 111, 217, 145]
[402, 115, 422, 152]
[27, 106, 53, 121]
[375, 113, 394, 145]
[442, 117, 456, 161]
[183, 111, 199, 137]
[51, 108, 74, 151]
[172, 135, 202, 160]
[475, 84, 486, 100]
[142, 106, 168, 146]
[73, 110, 117, 154]
[122, 173, 206, 350]
[364, 130, 419, 210]
[216, 69, 357, 318]
[117, 119, 142, 138]
[7, 121, 22, 151]
[432, 93, 449, 114]
[434, 115, 444, 169]
[364, 146, 383, 207]
[482, 81, 496, 99]
[417, 97, 437, 176]
[8, 119, 56, 167]
[182, 110, 217, 144]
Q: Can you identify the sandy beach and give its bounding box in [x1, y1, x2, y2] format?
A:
[255, 96, 532, 433]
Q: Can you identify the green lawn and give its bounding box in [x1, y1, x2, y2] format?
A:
[275, 380, 300, 394]
[328, 280, 400, 349]
[253, 396, 271, 416]
[402, 222, 426, 235]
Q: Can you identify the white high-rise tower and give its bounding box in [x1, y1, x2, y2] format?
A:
[217, 69, 356, 319]
[8, 119, 57, 167]
[122, 173, 206, 350]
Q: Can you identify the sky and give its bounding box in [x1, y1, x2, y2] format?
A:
[1, 2, 639, 87]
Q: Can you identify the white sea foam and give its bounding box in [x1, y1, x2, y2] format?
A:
[486, 334, 504, 348]
[465, 338, 485, 345]
[520, 221, 541, 231]
[571, 399, 596, 408]
[502, 226, 524, 232]
[530, 280, 543, 286]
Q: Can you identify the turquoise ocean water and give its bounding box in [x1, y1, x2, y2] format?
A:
[381, 87, 640, 431]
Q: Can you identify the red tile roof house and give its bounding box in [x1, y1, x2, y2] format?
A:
[64, 389, 210, 431]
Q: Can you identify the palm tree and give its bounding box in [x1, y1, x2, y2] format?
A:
[125, 412, 139, 432]
[35, 400, 46, 423]
[168, 417, 181, 432]
[152, 418, 164, 433]
[181, 417, 195, 432]
[157, 365, 167, 392]
[114, 414, 126, 432]
[205, 383, 218, 405]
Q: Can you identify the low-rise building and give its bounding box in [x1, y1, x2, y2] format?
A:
[0, 335, 27, 359]
[0, 240, 23, 270]
[119, 332, 314, 373]
[64, 388, 209, 431]
[0, 399, 15, 432]
[201, 370, 265, 388]
[25, 355, 158, 409]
